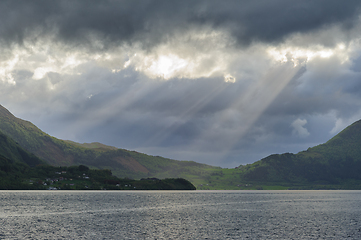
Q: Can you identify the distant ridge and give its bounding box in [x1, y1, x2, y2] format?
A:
[3, 103, 361, 189]
[0, 104, 218, 181]
[308, 119, 361, 160]
[232, 119, 361, 188]
[0, 105, 15, 118]
[64, 140, 118, 151]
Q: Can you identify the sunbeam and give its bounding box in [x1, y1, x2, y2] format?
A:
[1, 0, 361, 168]
[143, 79, 230, 147]
[188, 63, 304, 161]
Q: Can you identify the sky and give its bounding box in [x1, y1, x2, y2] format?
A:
[1, 0, 361, 168]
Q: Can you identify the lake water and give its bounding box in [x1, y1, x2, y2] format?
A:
[0, 190, 361, 239]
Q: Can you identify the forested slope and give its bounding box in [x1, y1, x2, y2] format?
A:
[0, 105, 218, 181]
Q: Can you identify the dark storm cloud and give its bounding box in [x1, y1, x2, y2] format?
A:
[3, 0, 361, 168]
[1, 0, 360, 49]
[192, 0, 361, 46]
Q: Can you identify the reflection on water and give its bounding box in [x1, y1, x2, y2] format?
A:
[0, 190, 360, 239]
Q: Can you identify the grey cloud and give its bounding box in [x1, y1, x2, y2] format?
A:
[2, 58, 361, 167]
[263, 54, 361, 118]
[351, 55, 361, 73]
[3, 1, 361, 168]
[193, 0, 361, 46]
[1, 0, 360, 50]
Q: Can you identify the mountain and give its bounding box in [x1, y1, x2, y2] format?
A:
[3, 103, 361, 190]
[0, 107, 196, 190]
[0, 130, 44, 167]
[0, 105, 218, 182]
[240, 120, 361, 184]
[195, 119, 361, 189]
[307, 119, 361, 161]
[0, 129, 47, 189]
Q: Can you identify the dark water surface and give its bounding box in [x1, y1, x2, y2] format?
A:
[0, 190, 361, 239]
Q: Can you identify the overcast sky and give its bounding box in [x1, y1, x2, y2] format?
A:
[1, 0, 361, 167]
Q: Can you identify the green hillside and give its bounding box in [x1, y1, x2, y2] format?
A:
[0, 130, 46, 189]
[0, 106, 196, 190]
[195, 120, 361, 190]
[0, 154, 36, 189]
[3, 103, 361, 189]
[0, 130, 44, 167]
[308, 119, 361, 160]
[0, 157, 196, 190]
[0, 105, 218, 183]
[243, 120, 361, 185]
